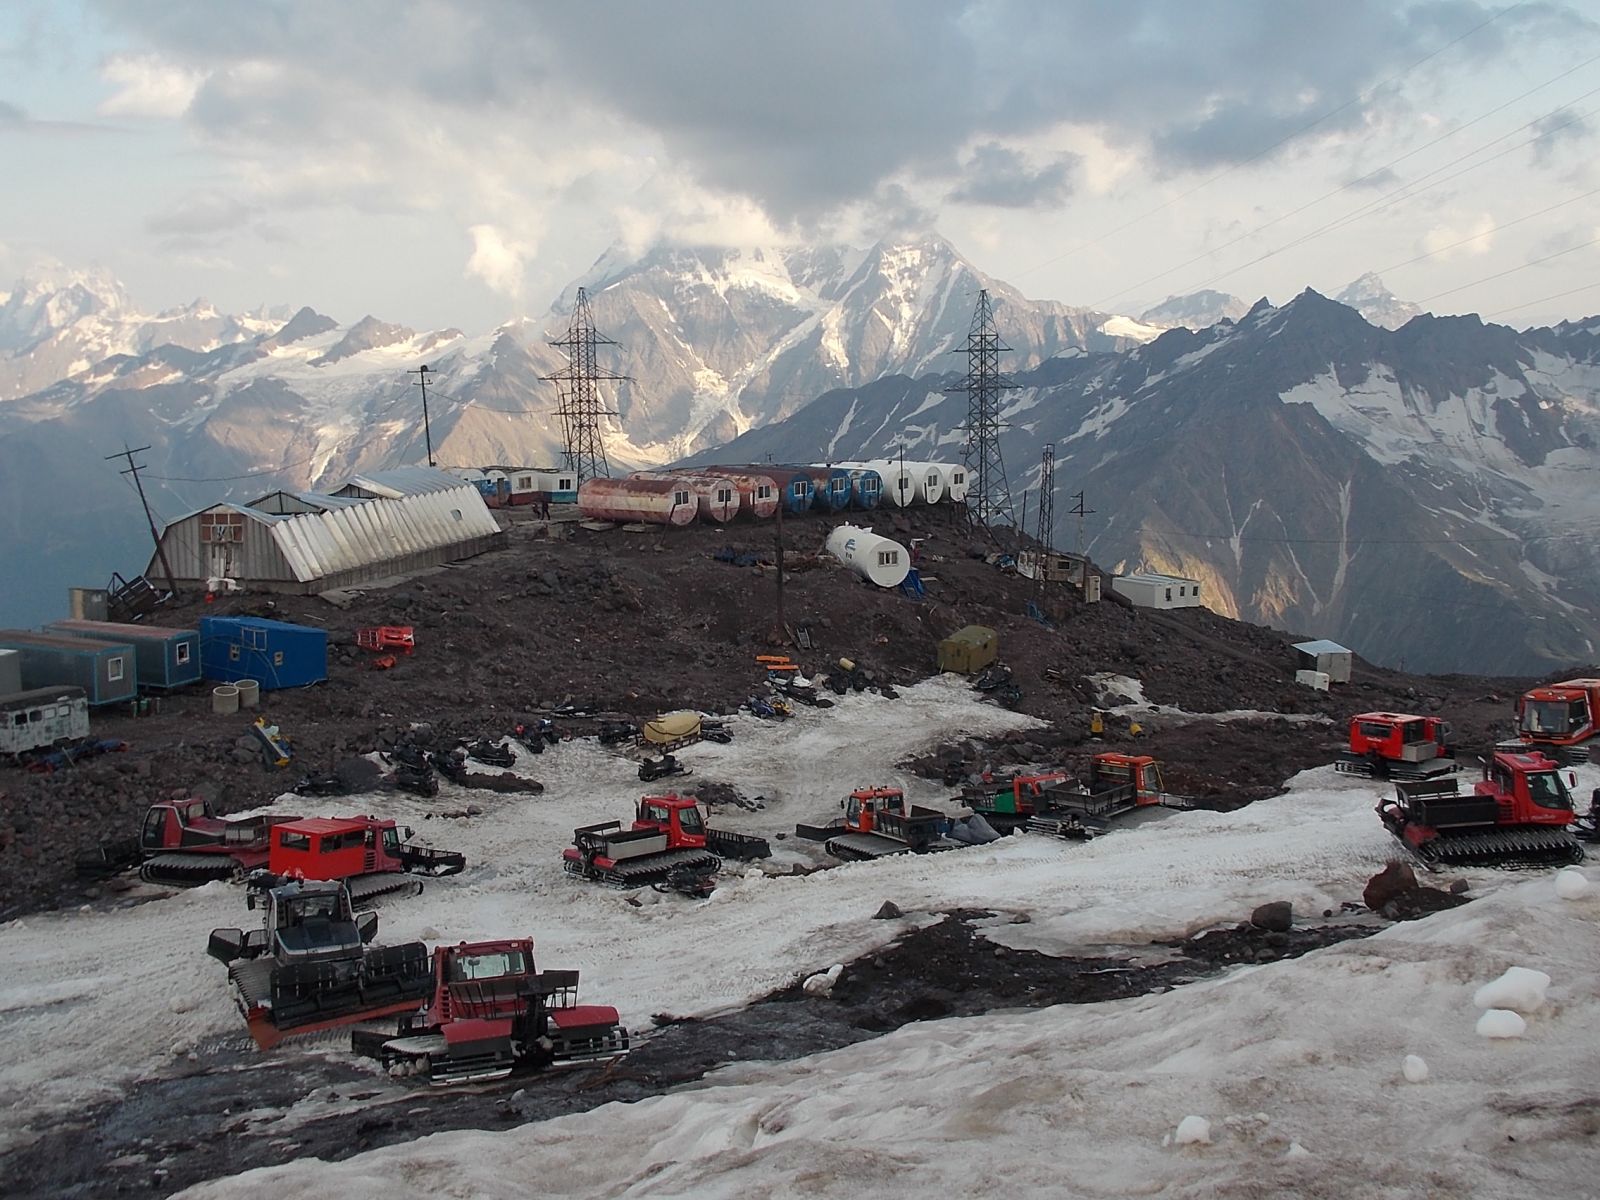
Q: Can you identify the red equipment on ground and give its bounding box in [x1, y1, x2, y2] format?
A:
[960, 771, 1071, 832]
[1376, 749, 1585, 868]
[356, 626, 416, 654]
[1027, 753, 1192, 838]
[351, 938, 630, 1085]
[796, 787, 956, 860]
[75, 797, 305, 886]
[563, 794, 770, 889]
[1515, 678, 1600, 763]
[1335, 712, 1456, 779]
[256, 815, 465, 904]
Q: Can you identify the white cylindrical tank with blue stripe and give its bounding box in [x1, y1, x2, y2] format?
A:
[826, 524, 911, 587]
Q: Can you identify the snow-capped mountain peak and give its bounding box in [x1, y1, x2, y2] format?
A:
[1334, 272, 1423, 330]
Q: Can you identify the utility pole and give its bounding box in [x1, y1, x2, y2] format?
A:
[774, 481, 786, 641]
[1069, 489, 1095, 557]
[108, 443, 178, 599]
[408, 364, 436, 467]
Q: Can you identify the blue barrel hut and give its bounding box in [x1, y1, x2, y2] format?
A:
[199, 616, 328, 690]
[796, 466, 853, 513]
[703, 465, 814, 514]
[843, 467, 883, 510]
[45, 619, 201, 690]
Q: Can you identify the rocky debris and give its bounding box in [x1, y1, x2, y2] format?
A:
[1249, 901, 1293, 932]
[874, 900, 904, 920]
[1172, 921, 1371, 965]
[1448, 879, 1471, 895]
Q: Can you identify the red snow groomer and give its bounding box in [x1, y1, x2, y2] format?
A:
[252, 815, 465, 905]
[563, 794, 771, 894]
[75, 796, 304, 886]
[352, 938, 629, 1085]
[1376, 749, 1585, 869]
[1515, 678, 1600, 764]
[1335, 712, 1457, 780]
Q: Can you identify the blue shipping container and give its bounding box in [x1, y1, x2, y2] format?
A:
[199, 616, 328, 690]
[0, 630, 138, 707]
[45, 619, 201, 690]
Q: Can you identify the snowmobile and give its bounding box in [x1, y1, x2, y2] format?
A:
[973, 663, 1014, 692]
[294, 772, 349, 797]
[386, 742, 430, 772]
[392, 763, 438, 797]
[650, 860, 720, 898]
[596, 721, 637, 746]
[463, 738, 517, 769]
[700, 718, 734, 744]
[639, 753, 691, 783]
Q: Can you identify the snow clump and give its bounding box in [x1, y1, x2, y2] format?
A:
[1473, 966, 1550, 1013]
[1173, 1115, 1212, 1145]
[1285, 1142, 1312, 1159]
[1476, 1009, 1527, 1039]
[1555, 869, 1590, 901]
[802, 964, 844, 997]
[1402, 1054, 1429, 1083]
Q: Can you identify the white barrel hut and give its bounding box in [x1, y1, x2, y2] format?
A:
[826, 524, 911, 588]
[578, 478, 699, 526]
[629, 471, 739, 523]
[940, 463, 969, 503]
[900, 461, 947, 505]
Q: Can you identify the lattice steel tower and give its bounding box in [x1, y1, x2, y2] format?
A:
[1037, 442, 1056, 553]
[544, 286, 627, 485]
[947, 289, 1019, 528]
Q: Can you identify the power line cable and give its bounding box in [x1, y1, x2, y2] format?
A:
[1016, 1, 1529, 284]
[1370, 186, 1600, 275]
[1417, 232, 1600, 303]
[144, 451, 326, 483]
[1485, 280, 1600, 318]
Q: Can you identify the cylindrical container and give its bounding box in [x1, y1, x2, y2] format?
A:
[848, 460, 916, 507]
[630, 471, 739, 523]
[578, 478, 700, 526]
[844, 468, 882, 510]
[940, 463, 969, 503]
[212, 684, 240, 714]
[899, 462, 947, 505]
[826, 524, 911, 588]
[236, 678, 260, 709]
[670, 469, 780, 520]
[797, 466, 853, 512]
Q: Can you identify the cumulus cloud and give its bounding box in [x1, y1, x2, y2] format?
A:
[97, 52, 206, 117]
[465, 224, 536, 299]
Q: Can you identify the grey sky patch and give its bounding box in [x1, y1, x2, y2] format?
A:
[948, 143, 1079, 209]
[0, 99, 24, 122]
[1530, 107, 1592, 165]
[145, 193, 255, 237]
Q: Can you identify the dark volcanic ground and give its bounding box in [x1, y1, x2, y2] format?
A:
[0, 504, 1542, 918]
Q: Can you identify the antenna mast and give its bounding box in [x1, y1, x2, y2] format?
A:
[407, 364, 436, 467]
[107, 443, 178, 598]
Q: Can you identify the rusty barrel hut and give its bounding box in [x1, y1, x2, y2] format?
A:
[672, 469, 779, 520]
[629, 471, 739, 523]
[578, 477, 700, 526]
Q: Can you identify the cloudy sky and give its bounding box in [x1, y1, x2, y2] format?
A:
[3, 0, 1599, 332]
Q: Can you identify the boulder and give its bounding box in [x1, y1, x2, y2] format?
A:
[874, 900, 904, 920]
[1249, 901, 1293, 932]
[1363, 862, 1417, 911]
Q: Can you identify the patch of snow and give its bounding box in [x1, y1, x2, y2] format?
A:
[1100, 315, 1165, 343]
[1402, 1054, 1430, 1083]
[1475, 1009, 1527, 1039]
[1473, 967, 1550, 1013]
[1555, 868, 1590, 900]
[1173, 1115, 1212, 1145]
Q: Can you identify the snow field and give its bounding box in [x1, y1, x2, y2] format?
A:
[2, 673, 1592, 1177]
[183, 867, 1600, 1199]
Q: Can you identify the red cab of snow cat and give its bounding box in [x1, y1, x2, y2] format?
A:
[140, 797, 299, 853]
[1516, 679, 1600, 762]
[268, 815, 410, 880]
[842, 787, 908, 834]
[1089, 754, 1165, 805]
[1335, 713, 1456, 779]
[630, 794, 709, 848]
[1476, 751, 1578, 827]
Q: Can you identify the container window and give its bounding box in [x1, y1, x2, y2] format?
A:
[878, 551, 899, 566]
[107, 656, 125, 682]
[518, 476, 533, 489]
[717, 488, 732, 503]
[792, 482, 804, 497]
[1165, 588, 1172, 602]
[451, 509, 462, 521]
[274, 651, 284, 667]
[757, 486, 772, 500]
[229, 645, 241, 662]
[176, 643, 192, 665]
[1194, 582, 1201, 596]
[674, 491, 689, 506]
[11, 713, 24, 727]
[245, 628, 267, 650]
[27, 709, 41, 723]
